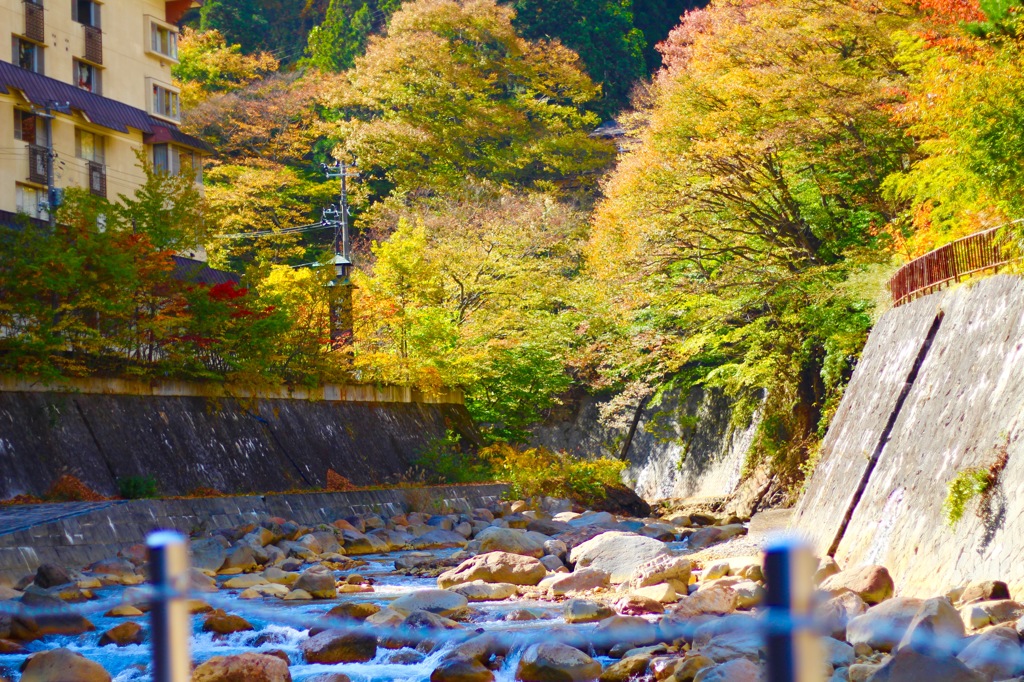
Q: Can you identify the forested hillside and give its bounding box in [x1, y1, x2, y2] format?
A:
[3, 0, 1022, 494]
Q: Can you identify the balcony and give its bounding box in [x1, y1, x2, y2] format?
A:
[87, 161, 106, 198]
[24, 1, 44, 43]
[84, 25, 102, 65]
[28, 144, 48, 184]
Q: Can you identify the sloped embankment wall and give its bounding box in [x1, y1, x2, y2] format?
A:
[793, 275, 1024, 596]
[0, 380, 478, 498]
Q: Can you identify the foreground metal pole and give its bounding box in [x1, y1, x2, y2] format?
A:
[763, 538, 822, 682]
[148, 531, 191, 682]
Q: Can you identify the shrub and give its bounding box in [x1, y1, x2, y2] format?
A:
[326, 469, 356, 492]
[117, 476, 159, 500]
[414, 430, 493, 484]
[943, 467, 993, 527]
[45, 475, 108, 502]
[479, 444, 626, 506]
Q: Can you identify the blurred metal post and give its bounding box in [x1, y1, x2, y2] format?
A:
[148, 531, 191, 682]
[763, 538, 822, 682]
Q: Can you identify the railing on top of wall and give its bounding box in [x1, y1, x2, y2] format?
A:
[889, 221, 1023, 307]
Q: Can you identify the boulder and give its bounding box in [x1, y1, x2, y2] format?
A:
[961, 600, 1024, 630]
[847, 597, 924, 652]
[639, 524, 677, 542]
[599, 654, 652, 682]
[33, 564, 73, 589]
[593, 616, 657, 652]
[567, 512, 617, 528]
[564, 599, 615, 624]
[224, 575, 270, 590]
[20, 648, 110, 682]
[731, 582, 764, 609]
[958, 580, 1011, 605]
[632, 583, 678, 604]
[202, 610, 255, 635]
[516, 643, 601, 682]
[438, 552, 547, 588]
[625, 555, 692, 592]
[691, 614, 756, 648]
[698, 631, 764, 663]
[341, 530, 389, 555]
[448, 581, 519, 602]
[192, 653, 292, 682]
[390, 589, 469, 617]
[263, 567, 300, 586]
[615, 594, 665, 616]
[687, 525, 747, 551]
[220, 545, 257, 574]
[813, 557, 842, 586]
[300, 629, 378, 663]
[956, 626, 1021, 680]
[326, 602, 381, 622]
[293, 567, 338, 599]
[98, 621, 145, 647]
[868, 647, 987, 682]
[548, 569, 611, 597]
[822, 637, 855, 668]
[475, 528, 545, 558]
[819, 565, 894, 605]
[414, 529, 469, 550]
[897, 597, 965, 655]
[816, 590, 868, 640]
[691, 659, 760, 682]
[430, 656, 495, 682]
[669, 585, 737, 619]
[541, 556, 567, 572]
[569, 532, 671, 583]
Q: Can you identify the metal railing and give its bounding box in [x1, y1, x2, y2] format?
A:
[27, 143, 48, 184]
[87, 161, 106, 198]
[23, 1, 44, 43]
[83, 25, 102, 65]
[889, 223, 1022, 306]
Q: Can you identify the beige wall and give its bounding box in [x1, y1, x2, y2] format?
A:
[1, 0, 179, 111]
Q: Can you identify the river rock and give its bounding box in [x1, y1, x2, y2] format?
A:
[476, 528, 545, 558]
[814, 557, 842, 586]
[897, 597, 964, 654]
[625, 555, 692, 592]
[868, 647, 986, 682]
[691, 614, 755, 648]
[516, 643, 601, 682]
[326, 602, 381, 622]
[20, 648, 110, 682]
[564, 599, 615, 624]
[822, 637, 855, 668]
[449, 581, 519, 602]
[220, 545, 257, 574]
[599, 654, 652, 682]
[291, 567, 337, 599]
[669, 585, 737, 618]
[431, 656, 495, 682]
[414, 529, 469, 550]
[691, 659, 760, 682]
[105, 605, 144, 618]
[816, 590, 868, 640]
[263, 567, 300, 586]
[224, 575, 269, 589]
[962, 599, 1024, 629]
[616, 594, 665, 615]
[567, 512, 616, 528]
[687, 525, 747, 551]
[88, 559, 137, 579]
[33, 564, 72, 589]
[569, 532, 671, 583]
[548, 568, 611, 597]
[192, 653, 292, 682]
[847, 597, 924, 651]
[632, 583, 678, 604]
[240, 584, 290, 599]
[390, 589, 469, 617]
[819, 565, 894, 605]
[438, 552, 547, 588]
[341, 530, 390, 555]
[956, 626, 1021, 680]
[203, 610, 255, 635]
[98, 621, 145, 646]
[958, 580, 1010, 605]
[301, 629, 378, 663]
[593, 616, 657, 652]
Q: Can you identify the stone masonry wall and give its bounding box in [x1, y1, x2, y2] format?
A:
[793, 275, 1024, 597]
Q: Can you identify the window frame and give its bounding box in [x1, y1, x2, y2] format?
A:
[148, 79, 181, 122]
[16, 183, 48, 221]
[145, 16, 179, 62]
[13, 36, 44, 74]
[73, 58, 101, 94]
[75, 128, 105, 164]
[72, 0, 101, 28]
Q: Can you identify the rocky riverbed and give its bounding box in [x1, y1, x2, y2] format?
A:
[0, 500, 1020, 682]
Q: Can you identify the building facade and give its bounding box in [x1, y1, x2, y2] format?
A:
[0, 0, 207, 222]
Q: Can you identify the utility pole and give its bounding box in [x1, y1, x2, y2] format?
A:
[321, 158, 359, 350]
[34, 100, 70, 228]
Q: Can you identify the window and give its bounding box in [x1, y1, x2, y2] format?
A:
[150, 81, 181, 121]
[148, 19, 178, 60]
[14, 110, 48, 146]
[16, 184, 47, 220]
[153, 143, 202, 183]
[13, 37, 43, 74]
[72, 0, 100, 27]
[74, 59, 100, 93]
[75, 129, 104, 163]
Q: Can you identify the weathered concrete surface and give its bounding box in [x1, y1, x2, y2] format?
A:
[532, 388, 758, 503]
[790, 292, 942, 554]
[0, 484, 506, 584]
[795, 275, 1024, 597]
[0, 386, 479, 499]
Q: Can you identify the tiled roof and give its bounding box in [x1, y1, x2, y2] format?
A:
[0, 61, 213, 153]
[171, 256, 241, 286]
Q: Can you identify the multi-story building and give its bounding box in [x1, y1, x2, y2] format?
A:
[0, 0, 208, 223]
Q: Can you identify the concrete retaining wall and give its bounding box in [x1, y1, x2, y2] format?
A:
[0, 484, 507, 584]
[793, 275, 1024, 597]
[532, 387, 759, 503]
[0, 379, 479, 499]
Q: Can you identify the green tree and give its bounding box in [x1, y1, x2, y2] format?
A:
[329, 0, 615, 197]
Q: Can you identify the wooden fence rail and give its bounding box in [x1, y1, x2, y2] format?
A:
[889, 223, 1021, 306]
